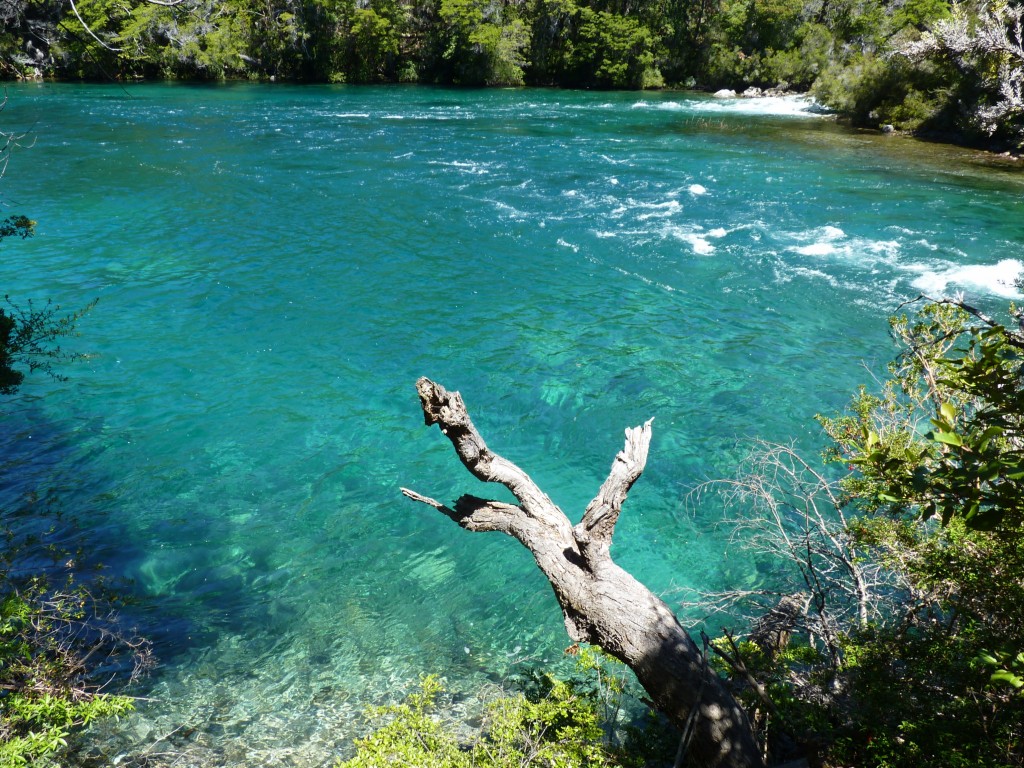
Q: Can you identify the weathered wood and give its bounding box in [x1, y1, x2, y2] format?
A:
[749, 593, 811, 661]
[401, 378, 765, 768]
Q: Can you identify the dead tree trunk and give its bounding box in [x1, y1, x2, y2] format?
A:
[401, 378, 765, 768]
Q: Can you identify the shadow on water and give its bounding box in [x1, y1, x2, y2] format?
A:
[3, 395, 343, 766]
[2, 398, 191, 656]
[0, 396, 296, 677]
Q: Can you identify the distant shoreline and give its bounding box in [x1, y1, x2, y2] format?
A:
[4, 76, 1022, 159]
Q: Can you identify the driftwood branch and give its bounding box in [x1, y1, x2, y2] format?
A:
[403, 377, 764, 768]
[576, 419, 653, 564]
[413, 377, 566, 522]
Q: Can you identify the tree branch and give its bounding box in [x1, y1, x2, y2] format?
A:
[403, 378, 765, 768]
[413, 377, 567, 525]
[401, 487, 526, 533]
[897, 293, 1024, 349]
[575, 419, 653, 564]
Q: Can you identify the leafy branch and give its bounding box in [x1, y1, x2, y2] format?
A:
[0, 297, 97, 395]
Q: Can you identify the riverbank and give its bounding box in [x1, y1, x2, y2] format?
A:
[3, 0, 1022, 151]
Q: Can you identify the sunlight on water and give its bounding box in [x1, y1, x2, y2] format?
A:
[2, 83, 1023, 766]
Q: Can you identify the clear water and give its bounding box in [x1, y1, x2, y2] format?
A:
[2, 83, 1023, 765]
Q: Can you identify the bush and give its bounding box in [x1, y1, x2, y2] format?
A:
[0, 588, 140, 768]
[339, 648, 677, 768]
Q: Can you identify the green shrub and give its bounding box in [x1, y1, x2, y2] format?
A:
[339, 648, 677, 768]
[0, 591, 135, 768]
[338, 673, 616, 768]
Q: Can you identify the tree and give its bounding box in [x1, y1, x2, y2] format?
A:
[822, 295, 1024, 531]
[432, 0, 531, 85]
[569, 8, 659, 88]
[898, 2, 1024, 145]
[402, 378, 764, 768]
[691, 297, 1024, 767]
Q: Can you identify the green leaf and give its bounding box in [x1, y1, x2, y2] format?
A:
[931, 430, 963, 447]
[990, 670, 1024, 689]
[1003, 462, 1024, 480]
[939, 401, 956, 422]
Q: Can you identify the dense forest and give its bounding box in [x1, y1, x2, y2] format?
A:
[1, 0, 1023, 147]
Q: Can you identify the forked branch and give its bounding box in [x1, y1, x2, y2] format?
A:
[576, 419, 653, 563]
[401, 378, 765, 768]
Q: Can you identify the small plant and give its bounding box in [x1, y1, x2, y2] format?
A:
[0, 589, 140, 768]
[0, 296, 96, 395]
[338, 654, 676, 768]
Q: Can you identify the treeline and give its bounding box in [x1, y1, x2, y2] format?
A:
[1, 0, 1022, 146]
[0, 0, 1021, 145]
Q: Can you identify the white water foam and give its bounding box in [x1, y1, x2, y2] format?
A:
[779, 223, 1023, 300]
[428, 160, 492, 175]
[910, 259, 1024, 299]
[632, 95, 825, 119]
[788, 226, 901, 262]
[599, 154, 633, 166]
[671, 229, 715, 255]
[789, 225, 846, 256]
[490, 200, 528, 221]
[635, 200, 683, 220]
[794, 242, 838, 256]
[610, 198, 682, 220]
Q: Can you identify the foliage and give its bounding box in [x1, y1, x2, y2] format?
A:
[1, 0, 1020, 144]
[338, 673, 611, 768]
[830, 620, 1023, 768]
[347, 3, 404, 83]
[433, 0, 530, 85]
[338, 675, 470, 767]
[339, 649, 677, 768]
[0, 296, 95, 396]
[4, 0, 1020, 146]
[820, 301, 1024, 768]
[0, 590, 137, 768]
[979, 647, 1024, 692]
[820, 299, 1024, 531]
[0, 215, 34, 242]
[699, 298, 1024, 767]
[898, 2, 1024, 145]
[568, 9, 658, 89]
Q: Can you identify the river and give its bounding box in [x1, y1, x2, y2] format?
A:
[2, 83, 1023, 766]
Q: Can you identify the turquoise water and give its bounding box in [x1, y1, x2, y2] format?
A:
[2, 83, 1024, 765]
